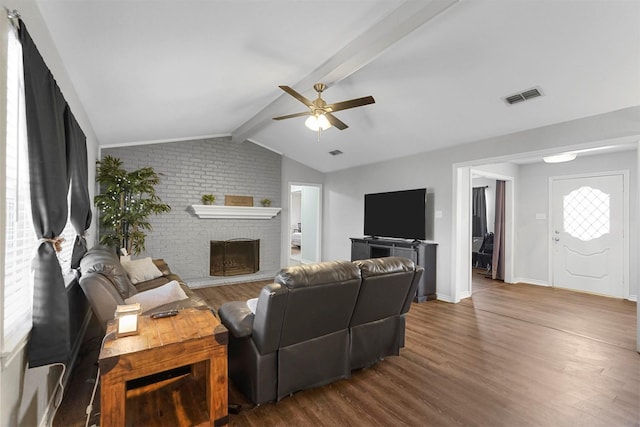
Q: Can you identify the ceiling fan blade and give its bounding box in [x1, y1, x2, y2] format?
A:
[325, 113, 348, 130]
[326, 96, 375, 113]
[273, 111, 312, 121]
[279, 86, 314, 107]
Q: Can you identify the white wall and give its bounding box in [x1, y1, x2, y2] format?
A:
[323, 107, 640, 303]
[0, 2, 99, 426]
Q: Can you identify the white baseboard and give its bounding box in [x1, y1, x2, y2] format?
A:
[513, 277, 550, 287]
[436, 294, 454, 303]
[458, 290, 472, 300]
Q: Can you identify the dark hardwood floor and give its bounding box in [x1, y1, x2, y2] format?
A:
[54, 274, 639, 426]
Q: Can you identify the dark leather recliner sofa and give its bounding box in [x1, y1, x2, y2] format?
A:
[218, 256, 424, 405]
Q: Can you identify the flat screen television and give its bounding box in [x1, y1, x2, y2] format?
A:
[364, 188, 431, 240]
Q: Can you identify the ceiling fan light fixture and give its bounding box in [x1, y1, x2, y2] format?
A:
[305, 114, 331, 131]
[543, 152, 577, 163]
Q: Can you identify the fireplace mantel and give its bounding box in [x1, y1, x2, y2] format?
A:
[191, 205, 281, 220]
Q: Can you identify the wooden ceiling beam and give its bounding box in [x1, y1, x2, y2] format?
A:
[231, 0, 458, 144]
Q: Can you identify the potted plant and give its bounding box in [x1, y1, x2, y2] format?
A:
[201, 194, 216, 205]
[260, 198, 272, 207]
[95, 155, 171, 255]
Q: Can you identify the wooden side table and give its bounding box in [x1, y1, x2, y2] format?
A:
[99, 307, 228, 426]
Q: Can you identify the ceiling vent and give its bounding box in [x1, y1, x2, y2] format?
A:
[329, 150, 343, 156]
[504, 87, 543, 105]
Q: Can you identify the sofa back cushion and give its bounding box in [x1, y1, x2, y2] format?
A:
[275, 261, 361, 347]
[351, 257, 416, 326]
[79, 245, 137, 299]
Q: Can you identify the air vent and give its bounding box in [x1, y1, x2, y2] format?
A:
[329, 150, 343, 156]
[504, 87, 543, 105]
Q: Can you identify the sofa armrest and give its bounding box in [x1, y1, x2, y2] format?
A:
[79, 272, 126, 331]
[219, 301, 255, 338]
[152, 258, 171, 276]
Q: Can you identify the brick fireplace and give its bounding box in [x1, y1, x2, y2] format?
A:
[210, 239, 260, 276]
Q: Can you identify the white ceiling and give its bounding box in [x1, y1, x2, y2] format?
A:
[35, 0, 640, 173]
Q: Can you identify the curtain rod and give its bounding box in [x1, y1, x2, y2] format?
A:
[473, 185, 489, 189]
[4, 7, 20, 31]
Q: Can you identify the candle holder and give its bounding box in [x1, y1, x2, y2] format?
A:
[114, 303, 142, 338]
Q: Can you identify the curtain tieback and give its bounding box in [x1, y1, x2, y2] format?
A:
[40, 237, 65, 252]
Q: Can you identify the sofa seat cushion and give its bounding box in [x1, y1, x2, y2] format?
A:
[134, 276, 171, 292]
[124, 280, 188, 312]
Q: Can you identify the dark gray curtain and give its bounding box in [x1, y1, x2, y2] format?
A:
[65, 107, 92, 268]
[492, 180, 506, 280]
[472, 187, 487, 238]
[20, 22, 91, 367]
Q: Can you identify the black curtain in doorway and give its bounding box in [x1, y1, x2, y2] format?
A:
[472, 187, 487, 238]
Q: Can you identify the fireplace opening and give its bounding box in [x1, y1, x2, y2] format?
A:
[210, 239, 259, 276]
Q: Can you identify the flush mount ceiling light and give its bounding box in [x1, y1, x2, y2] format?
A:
[543, 152, 577, 163]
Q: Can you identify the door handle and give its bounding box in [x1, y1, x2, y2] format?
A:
[554, 237, 560, 242]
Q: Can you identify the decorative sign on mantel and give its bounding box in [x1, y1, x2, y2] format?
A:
[224, 195, 253, 206]
[191, 205, 281, 220]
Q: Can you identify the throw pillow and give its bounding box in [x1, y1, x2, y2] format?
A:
[246, 297, 258, 315]
[124, 280, 188, 312]
[121, 257, 163, 284]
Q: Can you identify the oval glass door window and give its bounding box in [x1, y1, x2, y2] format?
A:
[563, 186, 610, 241]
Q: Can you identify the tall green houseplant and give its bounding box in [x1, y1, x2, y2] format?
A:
[95, 155, 171, 255]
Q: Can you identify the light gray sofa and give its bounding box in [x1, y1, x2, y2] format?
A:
[79, 245, 211, 331]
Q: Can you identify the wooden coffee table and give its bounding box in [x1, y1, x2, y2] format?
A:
[99, 307, 228, 426]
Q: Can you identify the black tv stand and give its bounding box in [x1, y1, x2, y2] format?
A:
[350, 237, 437, 302]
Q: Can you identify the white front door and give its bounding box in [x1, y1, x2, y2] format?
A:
[551, 174, 624, 298]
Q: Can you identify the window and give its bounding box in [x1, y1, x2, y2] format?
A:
[563, 186, 610, 242]
[2, 25, 37, 356]
[57, 212, 78, 284]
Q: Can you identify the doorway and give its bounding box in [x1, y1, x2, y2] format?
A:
[471, 176, 497, 292]
[452, 166, 515, 301]
[550, 173, 626, 298]
[289, 183, 322, 265]
[470, 173, 512, 294]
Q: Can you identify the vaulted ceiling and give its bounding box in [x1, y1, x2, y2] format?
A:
[36, 0, 640, 172]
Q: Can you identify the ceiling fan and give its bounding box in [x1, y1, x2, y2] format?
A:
[273, 83, 375, 132]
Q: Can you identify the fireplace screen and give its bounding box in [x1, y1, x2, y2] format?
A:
[210, 239, 260, 276]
